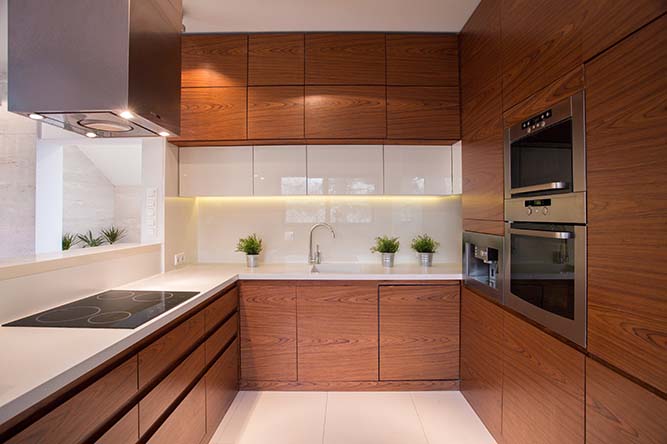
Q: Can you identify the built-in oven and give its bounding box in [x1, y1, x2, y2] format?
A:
[463, 232, 503, 303]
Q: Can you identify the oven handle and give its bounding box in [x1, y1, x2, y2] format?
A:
[511, 181, 568, 195]
[510, 228, 575, 239]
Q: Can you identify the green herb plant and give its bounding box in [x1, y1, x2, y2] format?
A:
[62, 233, 79, 251]
[77, 230, 105, 248]
[411, 234, 440, 253]
[370, 235, 400, 254]
[101, 226, 127, 244]
[236, 233, 263, 255]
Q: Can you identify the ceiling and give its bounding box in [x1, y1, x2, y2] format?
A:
[182, 0, 481, 33]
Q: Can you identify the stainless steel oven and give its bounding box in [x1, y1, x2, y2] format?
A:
[463, 232, 503, 303]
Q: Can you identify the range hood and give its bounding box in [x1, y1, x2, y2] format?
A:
[8, 0, 182, 138]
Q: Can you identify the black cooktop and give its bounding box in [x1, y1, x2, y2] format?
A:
[3, 290, 200, 329]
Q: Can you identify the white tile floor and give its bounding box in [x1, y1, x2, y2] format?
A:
[209, 391, 497, 444]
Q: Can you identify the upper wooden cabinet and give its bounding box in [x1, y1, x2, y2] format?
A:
[248, 33, 305, 85]
[305, 33, 385, 85]
[179, 87, 247, 141]
[585, 16, 667, 394]
[387, 86, 460, 140]
[248, 86, 305, 139]
[386, 34, 458, 86]
[181, 34, 248, 87]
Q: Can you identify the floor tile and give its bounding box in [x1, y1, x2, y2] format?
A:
[411, 391, 496, 444]
[323, 392, 428, 444]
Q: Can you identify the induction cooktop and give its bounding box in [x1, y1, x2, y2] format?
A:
[3, 290, 200, 329]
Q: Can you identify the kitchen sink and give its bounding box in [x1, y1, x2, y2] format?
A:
[310, 263, 365, 274]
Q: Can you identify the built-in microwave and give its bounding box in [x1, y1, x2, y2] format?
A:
[463, 232, 503, 303]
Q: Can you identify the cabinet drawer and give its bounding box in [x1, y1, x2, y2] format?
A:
[206, 312, 239, 366]
[96, 406, 138, 444]
[205, 287, 239, 334]
[138, 310, 205, 388]
[147, 379, 206, 444]
[206, 338, 240, 433]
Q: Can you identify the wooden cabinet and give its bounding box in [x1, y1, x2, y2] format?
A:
[205, 338, 239, 442]
[502, 312, 585, 444]
[96, 406, 138, 444]
[386, 86, 460, 140]
[379, 284, 459, 381]
[181, 34, 248, 87]
[206, 313, 239, 366]
[253, 145, 307, 196]
[305, 33, 385, 85]
[204, 286, 239, 334]
[248, 33, 304, 85]
[147, 379, 206, 444]
[248, 86, 304, 139]
[460, 287, 504, 442]
[297, 284, 378, 381]
[586, 358, 667, 444]
[305, 86, 386, 138]
[179, 146, 253, 197]
[386, 34, 458, 86]
[384, 145, 453, 195]
[240, 282, 297, 381]
[585, 16, 667, 394]
[306, 145, 383, 195]
[179, 87, 247, 140]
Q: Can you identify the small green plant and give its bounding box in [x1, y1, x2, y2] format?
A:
[411, 234, 440, 253]
[62, 233, 79, 251]
[101, 226, 127, 244]
[370, 235, 400, 254]
[77, 230, 105, 248]
[236, 233, 263, 255]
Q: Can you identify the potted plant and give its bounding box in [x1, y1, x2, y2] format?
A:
[101, 226, 126, 245]
[411, 234, 440, 267]
[77, 230, 105, 248]
[370, 235, 400, 268]
[62, 233, 79, 251]
[236, 233, 263, 268]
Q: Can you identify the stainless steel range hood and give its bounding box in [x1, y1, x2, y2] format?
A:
[8, 0, 182, 138]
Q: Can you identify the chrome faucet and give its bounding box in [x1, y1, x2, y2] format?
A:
[308, 223, 336, 264]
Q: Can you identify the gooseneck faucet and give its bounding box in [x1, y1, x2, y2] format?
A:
[308, 223, 336, 264]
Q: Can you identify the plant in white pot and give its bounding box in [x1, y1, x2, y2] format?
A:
[236, 234, 263, 268]
[370, 235, 400, 268]
[411, 234, 440, 267]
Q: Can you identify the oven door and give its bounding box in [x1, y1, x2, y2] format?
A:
[504, 222, 586, 346]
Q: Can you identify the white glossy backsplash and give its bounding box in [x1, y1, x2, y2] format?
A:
[196, 196, 462, 264]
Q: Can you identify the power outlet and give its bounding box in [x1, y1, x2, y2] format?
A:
[174, 252, 186, 266]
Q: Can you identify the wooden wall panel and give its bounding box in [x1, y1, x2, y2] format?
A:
[179, 87, 247, 140]
[146, 379, 206, 444]
[248, 33, 304, 85]
[585, 16, 667, 394]
[240, 282, 297, 381]
[386, 34, 459, 86]
[586, 358, 667, 444]
[386, 86, 460, 139]
[297, 284, 378, 381]
[248, 86, 305, 139]
[305, 86, 386, 138]
[305, 33, 385, 85]
[460, 288, 504, 442]
[379, 285, 460, 381]
[181, 34, 248, 87]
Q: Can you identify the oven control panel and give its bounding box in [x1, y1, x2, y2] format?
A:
[524, 198, 551, 216]
[505, 192, 586, 224]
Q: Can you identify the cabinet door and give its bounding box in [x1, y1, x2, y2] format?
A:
[248, 86, 305, 139]
[379, 285, 460, 380]
[386, 34, 459, 86]
[585, 16, 667, 394]
[240, 282, 297, 381]
[460, 288, 504, 443]
[297, 284, 378, 381]
[179, 87, 247, 141]
[502, 312, 585, 444]
[248, 33, 305, 86]
[306, 145, 383, 195]
[206, 338, 239, 437]
[386, 86, 460, 140]
[96, 406, 138, 444]
[384, 145, 452, 195]
[305, 86, 386, 138]
[147, 379, 206, 444]
[179, 147, 253, 197]
[181, 34, 248, 87]
[253, 145, 307, 196]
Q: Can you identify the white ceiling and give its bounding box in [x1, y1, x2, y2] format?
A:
[182, 0, 481, 33]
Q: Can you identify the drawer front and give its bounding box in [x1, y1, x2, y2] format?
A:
[205, 287, 239, 334]
[96, 406, 138, 444]
[147, 379, 206, 444]
[139, 310, 205, 388]
[206, 312, 239, 366]
[206, 338, 240, 433]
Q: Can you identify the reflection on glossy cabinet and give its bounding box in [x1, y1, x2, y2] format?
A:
[384, 145, 453, 195]
[306, 145, 383, 195]
[179, 147, 253, 197]
[253, 145, 307, 196]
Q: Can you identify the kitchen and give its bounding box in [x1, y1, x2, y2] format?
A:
[0, 0, 665, 443]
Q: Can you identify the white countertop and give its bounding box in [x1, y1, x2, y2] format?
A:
[0, 262, 461, 425]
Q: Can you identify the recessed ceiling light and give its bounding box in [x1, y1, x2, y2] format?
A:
[85, 132, 98, 138]
[29, 113, 44, 120]
[119, 110, 134, 119]
[158, 131, 170, 137]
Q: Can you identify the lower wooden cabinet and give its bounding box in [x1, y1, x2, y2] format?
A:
[379, 284, 460, 380]
[96, 406, 138, 444]
[147, 379, 207, 444]
[206, 338, 240, 437]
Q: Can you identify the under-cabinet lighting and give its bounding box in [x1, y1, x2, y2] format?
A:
[29, 113, 44, 120]
[194, 195, 458, 203]
[85, 132, 98, 138]
[158, 131, 170, 137]
[119, 110, 134, 119]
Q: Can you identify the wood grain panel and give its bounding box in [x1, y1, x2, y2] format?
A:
[205, 313, 238, 366]
[181, 34, 248, 87]
[8, 357, 138, 444]
[179, 87, 247, 140]
[379, 285, 459, 380]
[146, 379, 206, 444]
[173, 138, 460, 147]
[297, 284, 378, 381]
[241, 379, 459, 391]
[386, 86, 460, 139]
[585, 16, 667, 394]
[138, 311, 205, 389]
[386, 34, 459, 86]
[249, 33, 304, 85]
[582, 0, 667, 61]
[586, 358, 667, 444]
[305, 33, 385, 85]
[501, 0, 585, 109]
[204, 287, 238, 334]
[206, 339, 239, 437]
[502, 311, 585, 444]
[462, 219, 505, 237]
[305, 86, 386, 138]
[248, 86, 305, 139]
[96, 406, 138, 444]
[240, 282, 297, 381]
[460, 287, 504, 442]
[139, 344, 205, 435]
